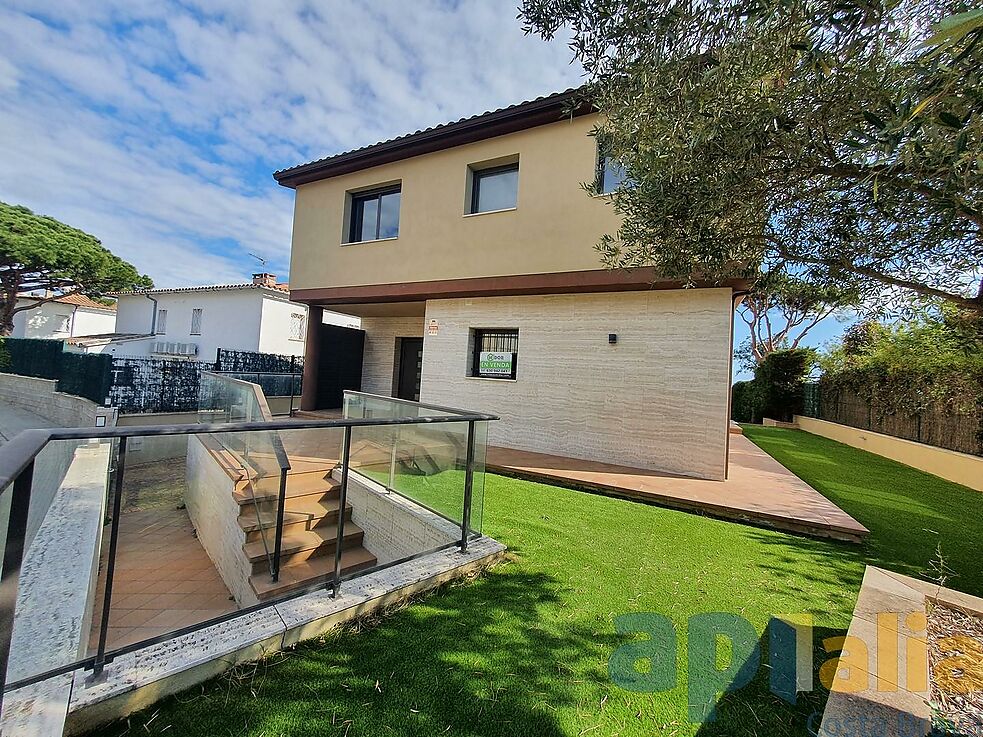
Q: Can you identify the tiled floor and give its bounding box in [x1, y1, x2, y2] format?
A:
[89, 507, 236, 652]
[486, 434, 869, 542]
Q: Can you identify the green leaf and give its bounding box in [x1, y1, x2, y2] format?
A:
[922, 9, 983, 49]
[938, 111, 964, 129]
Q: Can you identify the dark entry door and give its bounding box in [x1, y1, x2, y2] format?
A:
[396, 338, 423, 401]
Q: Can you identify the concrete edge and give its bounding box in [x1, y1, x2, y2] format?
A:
[56, 536, 506, 735]
[818, 565, 983, 737]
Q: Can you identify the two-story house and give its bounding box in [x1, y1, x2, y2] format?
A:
[11, 293, 117, 339]
[71, 274, 357, 360]
[274, 90, 745, 481]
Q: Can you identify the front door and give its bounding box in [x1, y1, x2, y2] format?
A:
[396, 338, 423, 401]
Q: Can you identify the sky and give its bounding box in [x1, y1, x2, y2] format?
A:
[0, 0, 582, 287]
[0, 0, 851, 375]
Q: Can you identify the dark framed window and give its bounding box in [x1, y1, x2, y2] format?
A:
[595, 148, 629, 194]
[470, 328, 519, 380]
[470, 163, 518, 214]
[348, 185, 401, 242]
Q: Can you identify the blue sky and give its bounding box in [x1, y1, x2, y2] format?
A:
[0, 1, 851, 374]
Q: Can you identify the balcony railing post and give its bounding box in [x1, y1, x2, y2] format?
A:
[271, 466, 287, 583]
[460, 420, 476, 553]
[332, 425, 352, 598]
[91, 436, 127, 680]
[0, 460, 36, 713]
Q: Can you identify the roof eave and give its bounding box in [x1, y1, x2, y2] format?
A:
[273, 93, 594, 189]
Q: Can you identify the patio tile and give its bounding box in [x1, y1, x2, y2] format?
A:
[88, 506, 237, 651]
[486, 434, 868, 542]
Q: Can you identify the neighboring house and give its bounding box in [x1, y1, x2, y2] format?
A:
[275, 90, 746, 481]
[11, 294, 117, 339]
[71, 273, 357, 360]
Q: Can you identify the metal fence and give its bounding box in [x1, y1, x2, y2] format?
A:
[801, 383, 983, 457]
[0, 339, 305, 414]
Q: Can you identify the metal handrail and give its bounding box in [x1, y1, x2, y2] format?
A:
[0, 406, 497, 708]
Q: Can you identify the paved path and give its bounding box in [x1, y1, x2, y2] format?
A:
[0, 404, 52, 446]
[487, 434, 868, 542]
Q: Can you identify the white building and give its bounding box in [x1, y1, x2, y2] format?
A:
[72, 274, 357, 360]
[12, 294, 117, 339]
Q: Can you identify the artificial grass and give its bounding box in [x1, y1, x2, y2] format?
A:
[88, 428, 983, 736]
[741, 425, 983, 598]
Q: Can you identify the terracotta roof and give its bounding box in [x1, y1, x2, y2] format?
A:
[273, 87, 592, 188]
[66, 332, 151, 346]
[19, 293, 117, 311]
[109, 282, 290, 297]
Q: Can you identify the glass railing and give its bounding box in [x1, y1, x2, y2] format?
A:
[343, 391, 488, 537]
[0, 393, 495, 709]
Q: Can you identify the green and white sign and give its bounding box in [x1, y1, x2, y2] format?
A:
[479, 351, 513, 377]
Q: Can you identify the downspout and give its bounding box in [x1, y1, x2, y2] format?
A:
[143, 293, 158, 335]
[725, 289, 750, 480]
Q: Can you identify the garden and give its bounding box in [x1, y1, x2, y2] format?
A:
[90, 425, 983, 736]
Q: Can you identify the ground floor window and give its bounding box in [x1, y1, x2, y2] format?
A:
[470, 328, 518, 379]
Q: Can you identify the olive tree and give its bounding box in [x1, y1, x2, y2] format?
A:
[520, 1, 983, 314]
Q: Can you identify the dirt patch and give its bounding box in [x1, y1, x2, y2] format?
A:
[121, 460, 187, 512]
[930, 603, 983, 736]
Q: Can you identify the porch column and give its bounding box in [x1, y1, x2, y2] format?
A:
[300, 305, 322, 411]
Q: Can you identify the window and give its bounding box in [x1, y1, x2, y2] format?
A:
[348, 185, 401, 242]
[156, 308, 167, 334]
[470, 329, 518, 380]
[470, 163, 519, 214]
[55, 313, 71, 333]
[289, 312, 306, 341]
[596, 147, 629, 194]
[190, 308, 203, 335]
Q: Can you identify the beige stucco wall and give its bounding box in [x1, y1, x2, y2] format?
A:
[418, 290, 734, 480]
[359, 316, 425, 395]
[794, 415, 983, 492]
[289, 113, 622, 290]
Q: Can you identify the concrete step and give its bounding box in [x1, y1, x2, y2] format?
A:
[235, 475, 340, 505]
[244, 523, 365, 574]
[249, 546, 376, 601]
[238, 499, 351, 542]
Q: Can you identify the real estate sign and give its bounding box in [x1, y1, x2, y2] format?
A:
[479, 351, 513, 377]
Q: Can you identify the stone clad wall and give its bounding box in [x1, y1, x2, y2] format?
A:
[358, 317, 425, 396]
[0, 372, 109, 427]
[419, 289, 734, 480]
[343, 471, 460, 565]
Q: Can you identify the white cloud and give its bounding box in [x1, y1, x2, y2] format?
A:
[0, 1, 581, 287]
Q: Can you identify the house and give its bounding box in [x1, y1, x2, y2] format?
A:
[71, 273, 357, 360]
[11, 293, 117, 339]
[274, 90, 745, 481]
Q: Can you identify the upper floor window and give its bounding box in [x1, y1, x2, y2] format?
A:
[55, 313, 71, 333]
[190, 308, 203, 335]
[289, 312, 306, 341]
[348, 185, 401, 243]
[156, 308, 167, 334]
[469, 163, 518, 214]
[596, 147, 629, 194]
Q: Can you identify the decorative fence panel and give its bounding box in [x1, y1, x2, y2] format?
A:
[801, 383, 983, 457]
[108, 357, 203, 413]
[214, 348, 302, 374]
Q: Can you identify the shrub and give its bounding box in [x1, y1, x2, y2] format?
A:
[0, 338, 10, 372]
[730, 380, 757, 423]
[754, 348, 816, 422]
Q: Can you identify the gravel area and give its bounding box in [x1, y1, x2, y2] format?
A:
[930, 603, 983, 736]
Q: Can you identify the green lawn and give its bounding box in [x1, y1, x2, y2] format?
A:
[89, 427, 983, 736]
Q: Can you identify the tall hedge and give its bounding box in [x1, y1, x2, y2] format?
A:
[754, 349, 815, 422]
[732, 348, 815, 424]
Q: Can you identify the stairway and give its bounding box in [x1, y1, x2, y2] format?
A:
[233, 449, 377, 601]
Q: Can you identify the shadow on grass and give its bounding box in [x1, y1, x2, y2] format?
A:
[94, 566, 618, 737]
[742, 426, 983, 598]
[693, 624, 843, 737]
